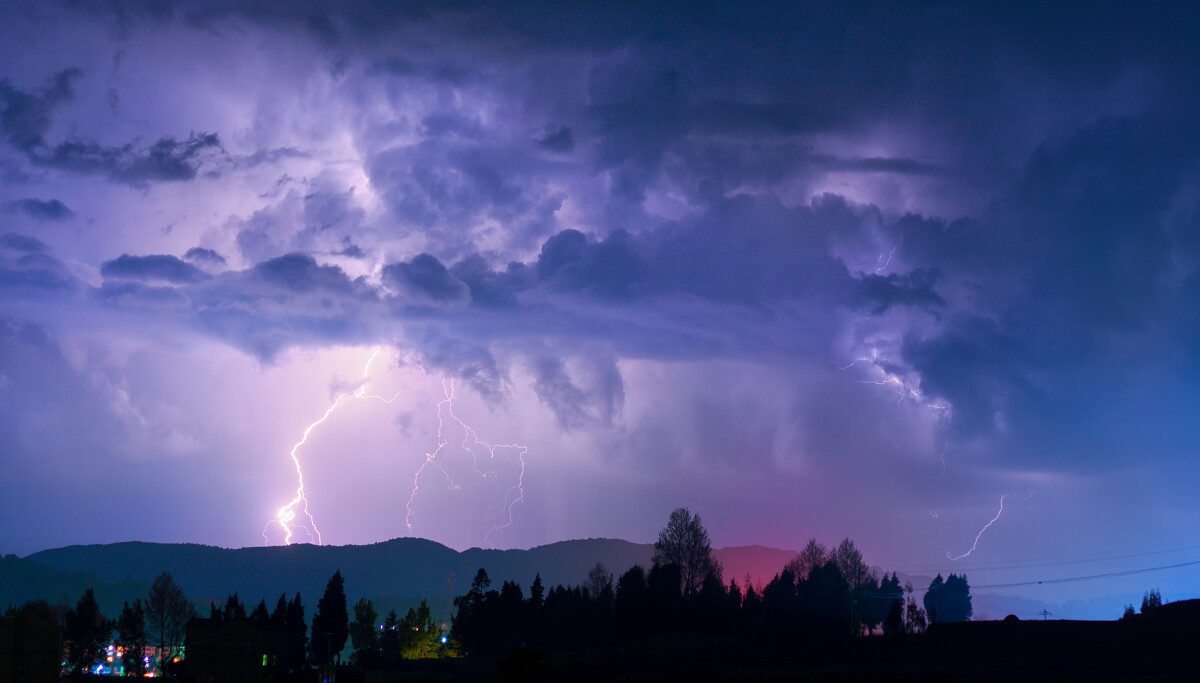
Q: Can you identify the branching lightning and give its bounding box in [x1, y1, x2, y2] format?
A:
[263, 346, 397, 546]
[406, 378, 528, 545]
[946, 496, 1006, 560]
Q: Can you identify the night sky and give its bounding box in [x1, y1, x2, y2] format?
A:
[3, 1, 1200, 614]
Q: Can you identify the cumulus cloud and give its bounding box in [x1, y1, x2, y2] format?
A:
[4, 197, 74, 221]
[101, 254, 210, 284]
[184, 247, 227, 267]
[1, 233, 50, 253]
[382, 253, 469, 303]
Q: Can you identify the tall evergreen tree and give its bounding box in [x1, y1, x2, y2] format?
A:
[380, 609, 401, 663]
[65, 588, 110, 673]
[224, 593, 246, 620]
[349, 598, 379, 664]
[285, 593, 307, 672]
[310, 570, 349, 666]
[250, 599, 269, 622]
[270, 594, 288, 626]
[116, 599, 147, 677]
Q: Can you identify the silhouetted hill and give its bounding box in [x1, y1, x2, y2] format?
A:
[7, 539, 1073, 624]
[9, 538, 662, 619]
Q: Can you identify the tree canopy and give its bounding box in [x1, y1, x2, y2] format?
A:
[311, 570, 349, 666]
[145, 572, 192, 671]
[653, 507, 720, 596]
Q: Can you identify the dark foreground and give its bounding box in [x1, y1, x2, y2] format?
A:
[39, 606, 1200, 682]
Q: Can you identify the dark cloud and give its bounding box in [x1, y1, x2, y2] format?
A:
[183, 247, 227, 267]
[533, 124, 574, 153]
[43, 131, 223, 185]
[98, 279, 192, 310]
[101, 254, 209, 284]
[530, 354, 624, 430]
[5, 197, 75, 221]
[0, 252, 80, 292]
[855, 269, 944, 314]
[334, 243, 364, 259]
[0, 68, 222, 186]
[382, 253, 468, 303]
[0, 233, 50, 253]
[0, 68, 81, 153]
[889, 109, 1200, 439]
[248, 252, 361, 295]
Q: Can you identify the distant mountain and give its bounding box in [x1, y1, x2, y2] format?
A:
[8, 538, 660, 619]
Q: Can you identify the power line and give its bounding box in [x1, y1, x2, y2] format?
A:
[882, 536, 1200, 574]
[970, 559, 1200, 590]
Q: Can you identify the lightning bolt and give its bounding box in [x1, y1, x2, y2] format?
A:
[263, 346, 397, 545]
[405, 378, 528, 545]
[875, 244, 897, 273]
[946, 495, 1005, 560]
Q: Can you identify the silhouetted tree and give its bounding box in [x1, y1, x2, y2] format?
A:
[653, 507, 720, 596]
[613, 565, 649, 642]
[349, 598, 378, 664]
[834, 538, 871, 589]
[694, 571, 729, 633]
[271, 594, 288, 625]
[761, 568, 799, 634]
[872, 573, 904, 635]
[380, 609, 401, 663]
[285, 593, 308, 672]
[452, 568, 492, 655]
[798, 561, 851, 636]
[116, 599, 147, 676]
[224, 593, 247, 620]
[786, 538, 828, 581]
[529, 573, 545, 611]
[65, 588, 110, 673]
[585, 562, 615, 612]
[924, 573, 972, 623]
[904, 582, 927, 634]
[647, 562, 684, 631]
[1121, 604, 1136, 620]
[854, 573, 883, 635]
[1141, 588, 1162, 615]
[250, 599, 269, 622]
[310, 570, 349, 666]
[741, 578, 763, 631]
[145, 572, 192, 671]
[884, 599, 904, 636]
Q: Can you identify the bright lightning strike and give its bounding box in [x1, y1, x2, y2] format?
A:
[263, 346, 397, 546]
[946, 495, 1006, 560]
[406, 378, 528, 545]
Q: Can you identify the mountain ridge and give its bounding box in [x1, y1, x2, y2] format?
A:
[6, 538, 1068, 622]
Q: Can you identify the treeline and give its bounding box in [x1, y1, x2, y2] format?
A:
[7, 572, 194, 676]
[7, 568, 449, 676]
[8, 507, 981, 673]
[451, 508, 972, 657]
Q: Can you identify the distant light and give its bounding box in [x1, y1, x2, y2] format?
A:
[440, 635, 447, 644]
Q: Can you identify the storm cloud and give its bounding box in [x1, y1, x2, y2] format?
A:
[1, 1, 1198, 615]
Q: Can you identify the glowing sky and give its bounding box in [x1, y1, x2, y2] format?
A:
[3, 1, 1200, 613]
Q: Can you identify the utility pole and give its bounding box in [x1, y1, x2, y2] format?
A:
[1039, 609, 1052, 621]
